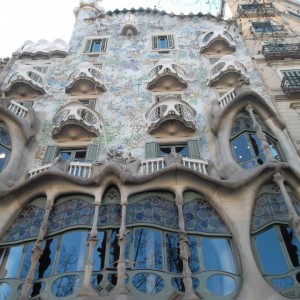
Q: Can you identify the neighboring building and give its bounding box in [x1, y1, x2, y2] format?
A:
[0, 1, 300, 300]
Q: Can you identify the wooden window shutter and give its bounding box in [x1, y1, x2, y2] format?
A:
[84, 39, 92, 53]
[187, 140, 201, 160]
[152, 36, 158, 49]
[101, 38, 107, 52]
[88, 99, 96, 109]
[86, 144, 99, 162]
[167, 35, 175, 49]
[145, 142, 160, 159]
[43, 145, 58, 165]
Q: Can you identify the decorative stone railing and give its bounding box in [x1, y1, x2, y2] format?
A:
[28, 163, 52, 178]
[208, 55, 249, 86]
[145, 96, 196, 126]
[8, 100, 28, 118]
[237, 3, 276, 16]
[52, 100, 103, 137]
[68, 162, 93, 178]
[262, 43, 300, 61]
[16, 39, 69, 59]
[65, 62, 107, 93]
[2, 65, 47, 95]
[218, 88, 237, 108]
[281, 76, 300, 99]
[199, 30, 236, 53]
[147, 58, 188, 90]
[139, 157, 208, 175]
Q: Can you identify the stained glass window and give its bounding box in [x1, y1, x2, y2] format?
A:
[0, 123, 11, 173]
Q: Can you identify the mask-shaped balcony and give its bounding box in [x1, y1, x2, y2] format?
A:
[16, 39, 69, 59]
[147, 58, 188, 91]
[65, 62, 107, 95]
[199, 30, 236, 54]
[2, 65, 48, 98]
[121, 14, 138, 36]
[52, 100, 103, 141]
[145, 95, 196, 135]
[207, 55, 249, 88]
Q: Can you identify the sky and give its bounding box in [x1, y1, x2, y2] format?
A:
[0, 0, 222, 58]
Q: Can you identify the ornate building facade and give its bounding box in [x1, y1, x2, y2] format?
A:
[0, 0, 300, 299]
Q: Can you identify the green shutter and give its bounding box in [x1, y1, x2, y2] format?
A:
[88, 99, 96, 109]
[152, 36, 158, 49]
[167, 35, 175, 49]
[43, 145, 58, 165]
[101, 38, 108, 52]
[86, 144, 99, 162]
[145, 142, 160, 159]
[84, 39, 92, 53]
[187, 139, 201, 160]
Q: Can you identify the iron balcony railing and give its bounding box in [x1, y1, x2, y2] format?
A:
[238, 3, 276, 16]
[262, 43, 300, 61]
[281, 76, 300, 98]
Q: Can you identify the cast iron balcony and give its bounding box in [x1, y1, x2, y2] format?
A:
[238, 3, 276, 17]
[281, 76, 300, 99]
[147, 58, 188, 90]
[262, 43, 300, 61]
[65, 62, 107, 94]
[52, 100, 103, 139]
[145, 95, 196, 134]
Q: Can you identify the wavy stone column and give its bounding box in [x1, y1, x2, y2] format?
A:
[111, 194, 130, 296]
[273, 172, 300, 241]
[77, 194, 101, 297]
[245, 104, 275, 162]
[20, 192, 55, 300]
[176, 192, 198, 300]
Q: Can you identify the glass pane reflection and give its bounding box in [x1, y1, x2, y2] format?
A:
[206, 274, 236, 296]
[20, 242, 34, 279]
[93, 231, 106, 271]
[132, 272, 164, 294]
[271, 276, 294, 290]
[51, 275, 80, 297]
[56, 231, 87, 274]
[0, 245, 23, 278]
[255, 227, 288, 274]
[133, 228, 162, 270]
[0, 282, 11, 300]
[166, 233, 182, 273]
[188, 236, 200, 273]
[202, 238, 236, 274]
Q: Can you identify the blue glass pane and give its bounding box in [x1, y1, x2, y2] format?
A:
[93, 231, 106, 271]
[0, 245, 23, 278]
[133, 228, 162, 270]
[35, 237, 58, 279]
[56, 231, 87, 274]
[158, 37, 168, 49]
[255, 227, 288, 274]
[202, 238, 236, 274]
[183, 198, 229, 233]
[132, 273, 164, 294]
[91, 40, 101, 52]
[2, 205, 45, 242]
[0, 282, 11, 300]
[127, 196, 178, 229]
[20, 242, 34, 279]
[206, 274, 236, 296]
[60, 151, 71, 161]
[0, 145, 10, 172]
[176, 146, 188, 157]
[166, 233, 182, 273]
[98, 204, 121, 226]
[271, 276, 294, 290]
[280, 225, 300, 267]
[188, 236, 200, 273]
[52, 275, 80, 297]
[231, 134, 253, 163]
[0, 128, 11, 147]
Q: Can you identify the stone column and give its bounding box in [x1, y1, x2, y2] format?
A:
[273, 172, 300, 241]
[245, 104, 275, 162]
[20, 192, 55, 300]
[111, 193, 129, 296]
[77, 194, 101, 297]
[176, 192, 198, 300]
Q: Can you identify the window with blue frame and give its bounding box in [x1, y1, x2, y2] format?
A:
[230, 111, 283, 169]
[0, 123, 11, 173]
[152, 35, 175, 50]
[252, 184, 300, 298]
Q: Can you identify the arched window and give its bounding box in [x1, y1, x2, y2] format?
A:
[230, 111, 283, 169]
[0, 123, 11, 173]
[251, 184, 300, 298]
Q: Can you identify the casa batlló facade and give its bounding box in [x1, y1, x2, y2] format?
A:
[0, 0, 300, 299]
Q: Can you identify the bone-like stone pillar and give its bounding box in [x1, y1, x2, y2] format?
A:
[176, 192, 199, 300]
[77, 194, 102, 297]
[20, 192, 55, 300]
[273, 172, 300, 241]
[111, 193, 129, 295]
[245, 104, 275, 162]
